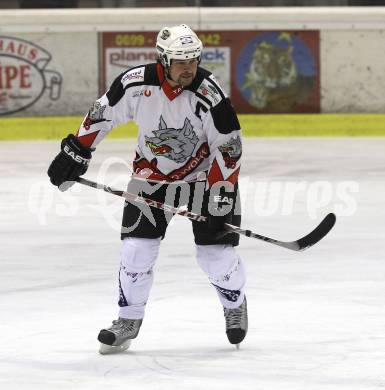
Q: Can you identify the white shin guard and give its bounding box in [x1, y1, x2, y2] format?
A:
[118, 237, 161, 319]
[195, 244, 246, 309]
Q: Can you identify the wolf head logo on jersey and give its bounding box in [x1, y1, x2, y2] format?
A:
[218, 136, 242, 169]
[145, 116, 199, 163]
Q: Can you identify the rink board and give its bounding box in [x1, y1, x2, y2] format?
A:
[1, 114, 385, 141]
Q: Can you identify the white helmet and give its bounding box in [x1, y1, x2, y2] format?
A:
[156, 24, 203, 68]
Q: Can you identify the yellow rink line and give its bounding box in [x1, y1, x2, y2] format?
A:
[0, 114, 385, 140]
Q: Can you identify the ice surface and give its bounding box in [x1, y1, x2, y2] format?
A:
[0, 138, 384, 390]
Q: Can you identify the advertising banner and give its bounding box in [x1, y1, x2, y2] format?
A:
[0, 36, 62, 116]
[101, 30, 320, 113]
[0, 33, 98, 117]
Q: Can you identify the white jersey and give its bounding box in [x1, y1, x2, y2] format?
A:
[76, 62, 242, 186]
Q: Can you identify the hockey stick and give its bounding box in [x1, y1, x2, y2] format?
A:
[76, 177, 336, 252]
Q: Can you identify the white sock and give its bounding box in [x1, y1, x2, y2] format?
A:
[118, 237, 161, 319]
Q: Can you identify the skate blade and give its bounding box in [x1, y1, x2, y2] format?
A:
[235, 343, 240, 350]
[99, 339, 132, 355]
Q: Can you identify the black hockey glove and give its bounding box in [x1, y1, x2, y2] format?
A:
[47, 134, 93, 191]
[206, 186, 235, 239]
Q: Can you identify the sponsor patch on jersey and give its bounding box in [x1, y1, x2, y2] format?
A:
[198, 79, 222, 106]
[121, 66, 145, 87]
[210, 74, 227, 97]
[132, 89, 152, 98]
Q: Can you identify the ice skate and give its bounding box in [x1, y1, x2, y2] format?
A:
[98, 318, 142, 355]
[223, 296, 248, 348]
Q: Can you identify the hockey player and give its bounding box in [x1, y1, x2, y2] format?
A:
[48, 24, 247, 354]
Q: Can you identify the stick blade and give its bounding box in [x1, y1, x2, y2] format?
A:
[294, 213, 336, 251]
